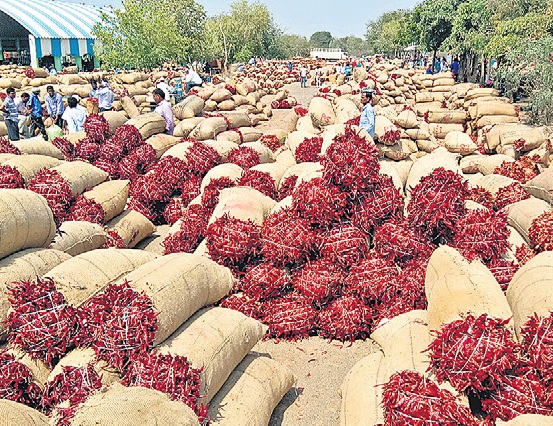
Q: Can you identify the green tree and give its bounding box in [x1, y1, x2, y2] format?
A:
[277, 34, 311, 58]
[92, 0, 205, 69]
[365, 10, 415, 55]
[331, 36, 369, 57]
[414, 0, 459, 55]
[309, 31, 333, 48]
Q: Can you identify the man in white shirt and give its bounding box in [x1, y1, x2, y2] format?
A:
[15, 92, 31, 138]
[300, 66, 308, 88]
[61, 96, 88, 134]
[156, 77, 172, 101]
[184, 67, 203, 94]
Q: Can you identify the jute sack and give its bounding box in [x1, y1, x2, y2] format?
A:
[296, 115, 321, 134]
[70, 383, 200, 426]
[379, 140, 413, 161]
[117, 72, 142, 84]
[280, 162, 323, 187]
[2, 154, 61, 184]
[0, 248, 70, 339]
[433, 77, 455, 87]
[425, 246, 513, 330]
[484, 124, 518, 151]
[173, 96, 205, 120]
[507, 252, 553, 339]
[204, 140, 240, 161]
[209, 186, 276, 225]
[340, 351, 385, 426]
[476, 115, 519, 128]
[444, 131, 477, 155]
[375, 116, 399, 145]
[414, 92, 435, 103]
[496, 414, 553, 425]
[189, 116, 228, 140]
[125, 112, 166, 139]
[476, 101, 517, 118]
[208, 354, 294, 426]
[0, 153, 17, 163]
[285, 130, 319, 156]
[219, 111, 251, 128]
[460, 153, 486, 174]
[382, 157, 413, 188]
[44, 248, 157, 307]
[105, 210, 155, 248]
[120, 96, 140, 118]
[353, 67, 368, 82]
[465, 87, 500, 101]
[12, 138, 64, 159]
[200, 163, 244, 192]
[82, 180, 129, 222]
[134, 224, 171, 255]
[238, 127, 263, 143]
[158, 307, 266, 402]
[405, 147, 460, 197]
[65, 130, 87, 145]
[217, 129, 243, 144]
[523, 168, 553, 203]
[51, 160, 108, 196]
[161, 140, 194, 161]
[145, 134, 182, 158]
[428, 122, 464, 139]
[240, 141, 275, 163]
[417, 138, 440, 153]
[405, 125, 431, 140]
[217, 99, 236, 111]
[0, 399, 49, 425]
[506, 197, 552, 244]
[210, 88, 233, 103]
[393, 109, 418, 129]
[475, 174, 517, 197]
[4, 347, 51, 388]
[378, 161, 405, 195]
[275, 148, 296, 168]
[500, 125, 547, 151]
[334, 98, 360, 124]
[476, 154, 515, 175]
[0, 189, 56, 260]
[119, 253, 235, 344]
[250, 162, 289, 188]
[99, 110, 128, 135]
[309, 96, 336, 128]
[49, 221, 107, 256]
[426, 110, 467, 124]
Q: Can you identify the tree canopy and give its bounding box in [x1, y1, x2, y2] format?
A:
[309, 31, 333, 48]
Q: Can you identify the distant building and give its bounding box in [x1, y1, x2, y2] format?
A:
[309, 48, 348, 61]
[0, 0, 109, 71]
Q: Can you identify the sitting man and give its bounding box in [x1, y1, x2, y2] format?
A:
[61, 96, 88, 134]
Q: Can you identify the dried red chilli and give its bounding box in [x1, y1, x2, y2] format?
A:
[111, 124, 144, 154]
[528, 210, 553, 253]
[295, 136, 323, 163]
[494, 158, 540, 183]
[259, 134, 283, 152]
[24, 66, 35, 78]
[427, 314, 521, 393]
[75, 138, 101, 163]
[76, 281, 158, 371]
[227, 146, 261, 169]
[380, 370, 480, 426]
[219, 293, 263, 320]
[6, 278, 78, 367]
[316, 295, 372, 342]
[344, 116, 360, 126]
[494, 182, 530, 210]
[238, 169, 277, 199]
[520, 312, 553, 382]
[486, 258, 519, 291]
[241, 263, 291, 301]
[514, 244, 536, 266]
[83, 114, 110, 143]
[319, 225, 369, 268]
[343, 256, 399, 306]
[407, 167, 469, 243]
[277, 175, 298, 201]
[292, 259, 345, 307]
[180, 174, 202, 205]
[101, 229, 126, 249]
[126, 197, 165, 225]
[162, 204, 210, 254]
[0, 350, 42, 407]
[93, 158, 120, 179]
[185, 140, 221, 176]
[118, 144, 158, 180]
[201, 176, 237, 209]
[293, 106, 308, 117]
[97, 140, 125, 163]
[122, 352, 207, 424]
[262, 293, 318, 340]
[467, 187, 494, 210]
[378, 127, 401, 145]
[0, 165, 24, 188]
[67, 195, 105, 225]
[0, 136, 20, 154]
[41, 364, 102, 416]
[51, 137, 76, 160]
[163, 198, 186, 225]
[28, 169, 74, 227]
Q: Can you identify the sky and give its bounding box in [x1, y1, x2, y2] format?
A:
[58, 0, 420, 39]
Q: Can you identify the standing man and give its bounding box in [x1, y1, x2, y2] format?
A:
[184, 67, 203, 94]
[26, 88, 48, 141]
[451, 58, 460, 82]
[300, 65, 308, 88]
[1, 88, 20, 141]
[61, 95, 88, 134]
[45, 85, 65, 128]
[16, 92, 31, 139]
[152, 88, 174, 135]
[359, 88, 376, 139]
[156, 77, 171, 101]
[96, 80, 114, 112]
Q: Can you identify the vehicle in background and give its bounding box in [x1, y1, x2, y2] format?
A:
[309, 48, 348, 61]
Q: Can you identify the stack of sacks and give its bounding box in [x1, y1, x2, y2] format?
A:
[483, 123, 551, 164]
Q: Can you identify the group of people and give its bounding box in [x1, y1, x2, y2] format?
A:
[425, 57, 460, 81]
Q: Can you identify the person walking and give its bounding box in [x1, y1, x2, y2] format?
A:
[45, 85, 65, 128]
[184, 67, 203, 94]
[26, 88, 48, 141]
[153, 88, 174, 135]
[61, 95, 88, 134]
[359, 88, 376, 139]
[300, 65, 308, 88]
[1, 88, 20, 141]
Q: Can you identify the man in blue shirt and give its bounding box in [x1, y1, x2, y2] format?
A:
[451, 58, 460, 82]
[1, 88, 20, 141]
[26, 88, 48, 141]
[359, 88, 376, 139]
[45, 85, 65, 128]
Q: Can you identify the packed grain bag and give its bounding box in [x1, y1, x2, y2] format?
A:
[125, 112, 166, 139]
[405, 147, 460, 197]
[144, 133, 182, 158]
[219, 110, 251, 128]
[240, 141, 275, 163]
[0, 399, 49, 425]
[476, 115, 519, 128]
[476, 154, 515, 175]
[506, 197, 552, 244]
[334, 97, 360, 124]
[190, 116, 228, 140]
[64, 130, 86, 145]
[507, 252, 553, 339]
[49, 221, 107, 256]
[0, 248, 70, 338]
[500, 125, 547, 151]
[210, 88, 233, 103]
[134, 224, 171, 255]
[417, 138, 440, 153]
[12, 137, 64, 159]
[428, 122, 464, 139]
[159, 307, 266, 402]
[201, 163, 244, 192]
[0, 189, 56, 260]
[204, 140, 240, 161]
[160, 140, 194, 162]
[465, 87, 500, 101]
[433, 77, 455, 87]
[379, 139, 413, 161]
[51, 161, 108, 196]
[393, 109, 418, 129]
[405, 124, 431, 140]
[0, 153, 17, 163]
[120, 96, 140, 118]
[81, 180, 129, 222]
[119, 253, 234, 344]
[296, 114, 321, 133]
[250, 161, 289, 188]
[209, 186, 276, 225]
[426, 110, 467, 124]
[275, 148, 296, 168]
[476, 101, 517, 118]
[523, 168, 553, 203]
[173, 96, 205, 120]
[340, 351, 385, 426]
[105, 210, 155, 248]
[44, 248, 157, 307]
[525, 143, 551, 166]
[173, 117, 205, 138]
[460, 153, 487, 173]
[414, 102, 444, 116]
[378, 161, 405, 194]
[496, 414, 553, 425]
[69, 383, 200, 426]
[475, 174, 517, 198]
[444, 131, 477, 155]
[208, 354, 294, 426]
[117, 72, 142, 84]
[101, 110, 129, 135]
[2, 154, 61, 184]
[309, 96, 336, 128]
[217, 99, 236, 111]
[425, 246, 513, 330]
[238, 127, 263, 143]
[216, 129, 243, 144]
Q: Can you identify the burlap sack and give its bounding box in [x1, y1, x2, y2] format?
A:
[210, 88, 233, 103]
[425, 246, 513, 330]
[523, 168, 553, 203]
[476, 102, 517, 118]
[216, 130, 243, 144]
[393, 109, 418, 129]
[238, 127, 263, 143]
[240, 141, 275, 163]
[475, 174, 517, 197]
[134, 224, 171, 255]
[161, 140, 194, 161]
[5, 347, 50, 388]
[105, 210, 155, 248]
[2, 154, 61, 184]
[217, 99, 236, 111]
[465, 88, 500, 101]
[334, 98, 360, 125]
[204, 140, 240, 161]
[507, 252, 553, 339]
[496, 414, 553, 425]
[0, 153, 17, 163]
[498, 125, 547, 151]
[426, 110, 467, 124]
[200, 163, 244, 192]
[379, 140, 413, 161]
[12, 138, 64, 159]
[0, 189, 56, 260]
[99, 111, 128, 135]
[405, 125, 431, 140]
[173, 96, 205, 120]
[250, 162, 289, 188]
[280, 162, 323, 187]
[460, 153, 486, 173]
[125, 112, 166, 139]
[144, 134, 182, 158]
[405, 148, 460, 197]
[428, 122, 464, 139]
[208, 354, 294, 426]
[417, 138, 440, 153]
[0, 248, 70, 339]
[433, 77, 455, 87]
[189, 117, 228, 140]
[0, 399, 49, 425]
[506, 197, 552, 244]
[49, 221, 106, 256]
[275, 148, 296, 168]
[476, 154, 515, 175]
[51, 160, 108, 196]
[209, 186, 277, 225]
[309, 96, 336, 128]
[219, 111, 251, 128]
[119, 96, 140, 119]
[159, 307, 266, 402]
[82, 180, 129, 222]
[477, 115, 519, 128]
[70, 383, 200, 425]
[117, 73, 142, 84]
[295, 115, 321, 134]
[119, 253, 234, 344]
[378, 161, 405, 194]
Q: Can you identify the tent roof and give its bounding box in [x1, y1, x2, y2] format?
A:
[0, 0, 110, 39]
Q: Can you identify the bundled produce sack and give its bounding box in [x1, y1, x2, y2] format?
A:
[0, 399, 49, 425]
